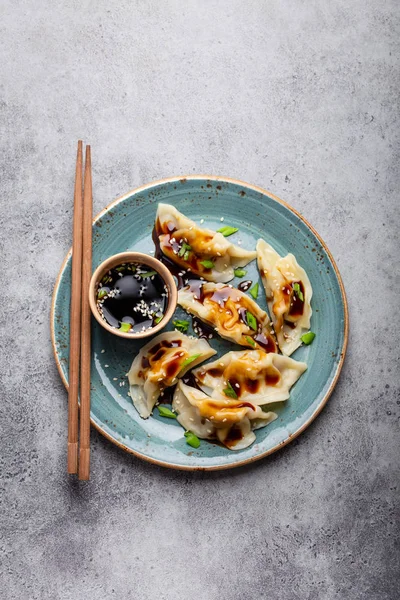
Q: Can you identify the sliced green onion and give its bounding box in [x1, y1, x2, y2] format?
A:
[245, 335, 256, 347]
[249, 282, 259, 300]
[217, 226, 239, 237]
[301, 331, 315, 345]
[139, 270, 157, 278]
[158, 406, 177, 419]
[223, 380, 238, 399]
[154, 314, 164, 324]
[97, 288, 108, 300]
[200, 259, 214, 269]
[184, 431, 201, 448]
[178, 242, 191, 258]
[293, 282, 304, 301]
[246, 311, 257, 331]
[119, 322, 132, 332]
[180, 354, 202, 369]
[234, 268, 247, 278]
[173, 319, 190, 333]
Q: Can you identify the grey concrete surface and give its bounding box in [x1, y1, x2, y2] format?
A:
[1, 1, 399, 599]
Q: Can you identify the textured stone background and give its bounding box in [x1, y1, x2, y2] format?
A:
[1, 1, 399, 599]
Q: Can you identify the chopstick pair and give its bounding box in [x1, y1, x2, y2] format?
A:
[67, 140, 92, 480]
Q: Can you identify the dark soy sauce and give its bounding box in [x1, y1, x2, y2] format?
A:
[158, 371, 202, 405]
[282, 280, 305, 318]
[96, 263, 168, 334]
[238, 280, 252, 293]
[192, 317, 214, 340]
[289, 280, 305, 317]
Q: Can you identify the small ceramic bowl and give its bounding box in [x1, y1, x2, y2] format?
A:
[89, 252, 177, 339]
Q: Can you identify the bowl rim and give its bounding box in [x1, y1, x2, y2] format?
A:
[51, 174, 349, 471]
[88, 251, 178, 339]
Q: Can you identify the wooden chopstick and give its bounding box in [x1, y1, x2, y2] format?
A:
[79, 144, 93, 480]
[67, 141, 83, 474]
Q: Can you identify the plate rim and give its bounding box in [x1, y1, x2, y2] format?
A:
[50, 174, 349, 471]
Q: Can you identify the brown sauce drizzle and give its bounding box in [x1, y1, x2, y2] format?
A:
[244, 378, 260, 394]
[208, 287, 232, 306]
[238, 280, 252, 293]
[206, 400, 255, 411]
[158, 387, 175, 404]
[157, 356, 203, 405]
[288, 281, 305, 318]
[187, 280, 205, 302]
[254, 333, 277, 353]
[181, 371, 203, 391]
[165, 357, 182, 380]
[206, 367, 224, 378]
[148, 339, 182, 359]
[265, 367, 281, 386]
[192, 316, 214, 340]
[224, 426, 244, 447]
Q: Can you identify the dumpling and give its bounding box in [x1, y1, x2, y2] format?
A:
[256, 239, 313, 356]
[154, 203, 256, 282]
[178, 281, 278, 352]
[172, 381, 277, 450]
[127, 331, 216, 418]
[193, 349, 307, 405]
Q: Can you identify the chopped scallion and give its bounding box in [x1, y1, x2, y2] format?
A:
[223, 380, 238, 399]
[249, 282, 259, 300]
[180, 354, 202, 369]
[184, 431, 201, 448]
[200, 259, 214, 269]
[234, 268, 247, 278]
[158, 406, 177, 419]
[139, 270, 157, 278]
[301, 331, 315, 345]
[246, 311, 257, 331]
[217, 226, 239, 237]
[173, 319, 190, 333]
[245, 335, 256, 347]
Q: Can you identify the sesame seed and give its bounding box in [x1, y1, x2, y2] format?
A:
[220, 217, 224, 221]
[105, 364, 109, 368]
[101, 349, 105, 353]
[113, 377, 118, 381]
[200, 219, 204, 224]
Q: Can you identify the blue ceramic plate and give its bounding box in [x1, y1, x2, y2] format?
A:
[51, 176, 348, 470]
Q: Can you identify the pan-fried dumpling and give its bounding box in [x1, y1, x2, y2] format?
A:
[172, 381, 277, 450]
[256, 239, 313, 356]
[127, 331, 216, 418]
[155, 203, 256, 282]
[178, 281, 278, 352]
[193, 349, 307, 405]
